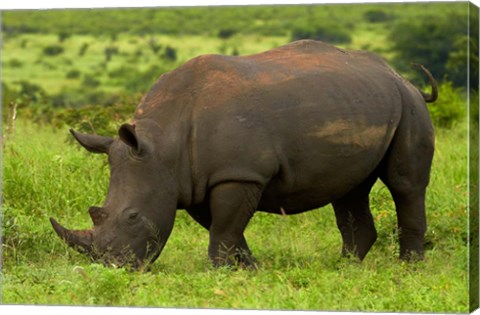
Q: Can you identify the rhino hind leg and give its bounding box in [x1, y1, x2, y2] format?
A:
[379, 94, 434, 261]
[185, 205, 257, 268]
[207, 182, 262, 269]
[332, 175, 378, 260]
[388, 188, 427, 261]
[380, 155, 431, 261]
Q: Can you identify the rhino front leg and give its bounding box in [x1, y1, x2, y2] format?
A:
[185, 205, 256, 266]
[208, 182, 262, 268]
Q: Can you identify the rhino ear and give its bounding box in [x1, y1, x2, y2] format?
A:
[118, 123, 141, 153]
[70, 129, 113, 154]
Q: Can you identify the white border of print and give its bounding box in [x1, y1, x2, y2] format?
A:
[0, 1, 478, 315]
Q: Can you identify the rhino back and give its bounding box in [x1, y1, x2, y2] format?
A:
[135, 41, 405, 210]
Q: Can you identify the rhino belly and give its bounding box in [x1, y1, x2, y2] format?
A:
[257, 121, 395, 214]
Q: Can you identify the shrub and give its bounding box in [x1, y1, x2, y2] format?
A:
[66, 69, 81, 79]
[445, 35, 477, 89]
[428, 82, 467, 128]
[218, 43, 228, 55]
[78, 43, 89, 56]
[389, 12, 468, 87]
[124, 65, 167, 92]
[218, 28, 237, 39]
[82, 74, 101, 88]
[363, 9, 394, 23]
[134, 48, 143, 57]
[107, 64, 167, 93]
[62, 58, 73, 66]
[50, 89, 124, 108]
[2, 81, 49, 125]
[43, 45, 64, 56]
[58, 31, 70, 42]
[12, 80, 48, 105]
[104, 46, 119, 62]
[8, 59, 23, 68]
[51, 95, 137, 136]
[108, 65, 135, 79]
[291, 23, 351, 44]
[41, 61, 57, 70]
[162, 46, 177, 62]
[148, 38, 162, 54]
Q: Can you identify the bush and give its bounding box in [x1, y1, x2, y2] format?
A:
[218, 28, 237, 39]
[363, 9, 394, 23]
[8, 59, 23, 68]
[148, 38, 162, 54]
[50, 89, 128, 108]
[108, 65, 135, 79]
[104, 46, 119, 62]
[43, 45, 64, 56]
[66, 69, 81, 79]
[2, 81, 49, 125]
[40, 60, 57, 70]
[162, 46, 177, 62]
[428, 82, 467, 128]
[134, 48, 143, 57]
[58, 31, 70, 42]
[82, 74, 101, 88]
[51, 95, 137, 136]
[445, 32, 478, 90]
[78, 43, 89, 56]
[13, 80, 48, 105]
[124, 65, 167, 92]
[389, 12, 469, 87]
[291, 24, 351, 44]
[107, 64, 168, 93]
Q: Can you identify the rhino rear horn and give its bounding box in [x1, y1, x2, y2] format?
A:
[89, 206, 108, 226]
[70, 129, 113, 154]
[50, 217, 94, 255]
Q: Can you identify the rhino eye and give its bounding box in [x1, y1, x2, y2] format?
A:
[124, 209, 140, 224]
[129, 212, 139, 220]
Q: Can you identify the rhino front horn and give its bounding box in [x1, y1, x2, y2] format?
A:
[50, 217, 94, 255]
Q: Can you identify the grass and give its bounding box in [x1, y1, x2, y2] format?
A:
[1, 116, 470, 312]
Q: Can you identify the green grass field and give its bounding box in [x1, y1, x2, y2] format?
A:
[1, 116, 470, 312]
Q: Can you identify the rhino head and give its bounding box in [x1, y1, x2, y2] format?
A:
[50, 123, 177, 269]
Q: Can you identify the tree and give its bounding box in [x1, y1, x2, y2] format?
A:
[389, 12, 468, 87]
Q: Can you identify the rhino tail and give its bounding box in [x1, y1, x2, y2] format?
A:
[411, 63, 438, 103]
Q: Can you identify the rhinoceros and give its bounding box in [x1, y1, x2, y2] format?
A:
[50, 40, 437, 269]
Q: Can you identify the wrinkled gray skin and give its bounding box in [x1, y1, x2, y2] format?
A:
[50, 40, 437, 269]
